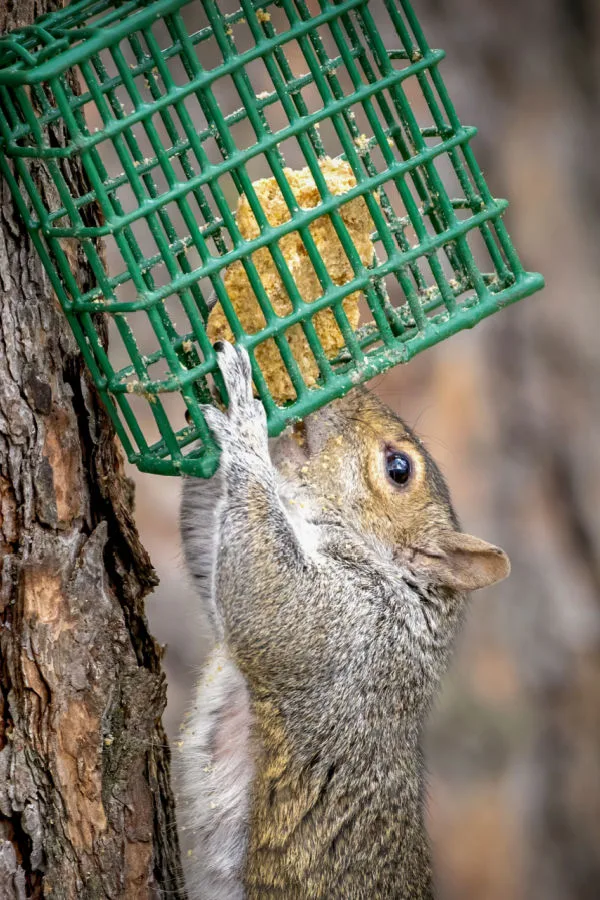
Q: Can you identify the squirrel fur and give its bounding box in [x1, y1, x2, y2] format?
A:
[177, 341, 510, 899]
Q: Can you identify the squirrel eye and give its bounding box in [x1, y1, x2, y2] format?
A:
[385, 450, 412, 486]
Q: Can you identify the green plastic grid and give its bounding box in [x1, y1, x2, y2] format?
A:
[0, 0, 544, 477]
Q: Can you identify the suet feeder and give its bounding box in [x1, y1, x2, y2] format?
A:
[0, 0, 544, 476]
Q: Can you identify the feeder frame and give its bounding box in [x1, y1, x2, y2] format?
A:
[0, 0, 544, 476]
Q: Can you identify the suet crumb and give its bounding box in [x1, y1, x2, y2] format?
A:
[355, 133, 370, 154]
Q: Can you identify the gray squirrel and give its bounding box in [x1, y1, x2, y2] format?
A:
[177, 340, 510, 899]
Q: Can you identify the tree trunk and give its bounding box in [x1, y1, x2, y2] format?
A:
[0, 3, 185, 898]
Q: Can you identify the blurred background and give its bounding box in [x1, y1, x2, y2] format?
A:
[97, 0, 600, 897]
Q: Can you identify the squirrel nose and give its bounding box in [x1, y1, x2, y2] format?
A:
[270, 420, 310, 471]
[303, 406, 337, 457]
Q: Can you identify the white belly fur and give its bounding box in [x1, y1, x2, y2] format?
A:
[176, 646, 253, 900]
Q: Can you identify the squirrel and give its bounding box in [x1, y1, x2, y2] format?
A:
[177, 340, 510, 900]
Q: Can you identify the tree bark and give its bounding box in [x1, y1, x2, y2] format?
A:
[0, 2, 185, 898]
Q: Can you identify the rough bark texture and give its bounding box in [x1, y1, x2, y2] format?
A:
[0, 2, 185, 898]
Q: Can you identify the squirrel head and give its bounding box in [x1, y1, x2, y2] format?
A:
[273, 387, 510, 596]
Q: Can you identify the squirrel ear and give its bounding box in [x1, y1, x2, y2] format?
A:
[415, 532, 511, 592]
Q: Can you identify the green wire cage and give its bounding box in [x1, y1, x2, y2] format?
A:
[0, 0, 544, 477]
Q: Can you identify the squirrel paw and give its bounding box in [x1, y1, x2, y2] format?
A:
[203, 341, 268, 457]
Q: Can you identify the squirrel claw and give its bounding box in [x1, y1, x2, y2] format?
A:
[205, 341, 268, 456]
[213, 341, 254, 411]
